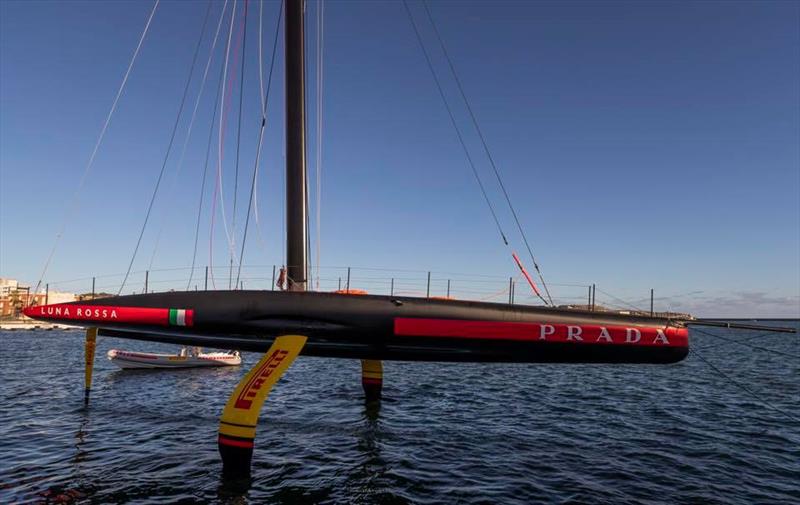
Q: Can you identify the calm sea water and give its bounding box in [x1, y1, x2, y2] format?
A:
[1, 324, 798, 504]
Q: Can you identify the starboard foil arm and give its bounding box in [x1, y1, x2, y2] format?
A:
[24, 290, 690, 363]
[218, 334, 307, 479]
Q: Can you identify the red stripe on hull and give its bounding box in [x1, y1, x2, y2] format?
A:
[394, 318, 688, 348]
[23, 304, 194, 327]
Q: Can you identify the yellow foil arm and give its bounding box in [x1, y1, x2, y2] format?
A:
[218, 334, 307, 478]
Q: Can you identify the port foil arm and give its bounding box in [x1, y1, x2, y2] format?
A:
[361, 359, 383, 402]
[84, 327, 98, 405]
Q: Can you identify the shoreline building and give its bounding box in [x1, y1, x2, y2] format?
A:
[0, 278, 76, 318]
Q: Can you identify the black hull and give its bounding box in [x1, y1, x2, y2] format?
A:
[25, 291, 689, 364]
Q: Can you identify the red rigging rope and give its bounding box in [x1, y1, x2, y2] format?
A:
[33, 0, 160, 296]
[511, 252, 547, 304]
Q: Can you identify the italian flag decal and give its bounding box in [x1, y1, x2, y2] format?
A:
[169, 309, 191, 326]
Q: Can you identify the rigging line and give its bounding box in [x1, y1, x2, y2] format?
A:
[697, 331, 780, 351]
[401, 1, 518, 274]
[303, 0, 313, 290]
[305, 180, 312, 288]
[210, 0, 241, 287]
[625, 289, 706, 305]
[282, 128, 287, 263]
[421, 0, 554, 306]
[258, 0, 266, 113]
[251, 0, 270, 255]
[148, 0, 227, 271]
[306, 167, 313, 289]
[33, 0, 160, 296]
[315, 0, 324, 291]
[402, 0, 506, 247]
[232, 0, 250, 277]
[594, 287, 646, 312]
[117, 1, 210, 295]
[690, 349, 799, 423]
[235, 0, 283, 288]
[404, 1, 548, 307]
[697, 330, 791, 351]
[690, 327, 799, 359]
[188, 3, 232, 291]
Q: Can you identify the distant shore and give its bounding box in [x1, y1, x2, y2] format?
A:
[702, 318, 799, 321]
[0, 319, 79, 331]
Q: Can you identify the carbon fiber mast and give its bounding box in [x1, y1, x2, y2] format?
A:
[285, 0, 307, 291]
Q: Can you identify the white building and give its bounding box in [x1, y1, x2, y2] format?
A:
[0, 278, 77, 317]
[47, 291, 77, 305]
[0, 278, 20, 296]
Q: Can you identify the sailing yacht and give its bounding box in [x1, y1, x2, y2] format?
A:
[26, 0, 791, 480]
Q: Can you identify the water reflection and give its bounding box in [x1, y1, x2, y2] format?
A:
[217, 473, 252, 502]
[72, 410, 90, 466]
[358, 400, 382, 468]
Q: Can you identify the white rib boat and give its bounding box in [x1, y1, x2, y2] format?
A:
[107, 348, 241, 369]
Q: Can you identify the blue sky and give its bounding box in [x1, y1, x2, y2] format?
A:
[1, 0, 798, 317]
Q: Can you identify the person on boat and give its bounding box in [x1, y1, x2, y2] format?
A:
[276, 266, 287, 291]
